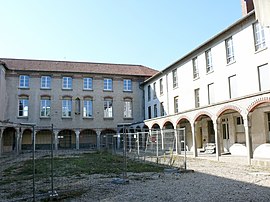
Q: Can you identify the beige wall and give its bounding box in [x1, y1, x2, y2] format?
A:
[0, 65, 7, 121]
[5, 71, 146, 131]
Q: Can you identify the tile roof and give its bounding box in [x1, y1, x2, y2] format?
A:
[0, 58, 158, 77]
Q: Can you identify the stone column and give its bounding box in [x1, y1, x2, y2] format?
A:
[161, 130, 164, 150]
[174, 129, 178, 154]
[54, 131, 59, 151]
[15, 128, 20, 155]
[243, 115, 252, 165]
[96, 130, 101, 150]
[75, 130, 80, 150]
[214, 121, 221, 161]
[191, 123, 197, 157]
[0, 129, 3, 156]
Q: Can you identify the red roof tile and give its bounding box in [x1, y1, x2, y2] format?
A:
[0, 58, 158, 77]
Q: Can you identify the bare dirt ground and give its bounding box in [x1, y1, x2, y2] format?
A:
[68, 155, 270, 202]
[1, 152, 270, 202]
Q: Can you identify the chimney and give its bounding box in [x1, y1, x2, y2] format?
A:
[241, 0, 254, 16]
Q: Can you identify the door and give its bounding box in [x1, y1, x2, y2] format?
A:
[222, 118, 230, 152]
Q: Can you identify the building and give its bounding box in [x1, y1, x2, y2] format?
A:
[1, 0, 269, 165]
[0, 59, 157, 154]
[142, 8, 270, 164]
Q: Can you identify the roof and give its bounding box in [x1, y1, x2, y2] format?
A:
[0, 58, 159, 77]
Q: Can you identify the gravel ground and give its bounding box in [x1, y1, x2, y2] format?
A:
[67, 156, 270, 202]
[1, 152, 270, 202]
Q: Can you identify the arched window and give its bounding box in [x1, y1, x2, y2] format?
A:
[18, 95, 29, 117]
[75, 97, 81, 115]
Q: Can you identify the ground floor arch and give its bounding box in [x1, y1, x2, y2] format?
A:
[79, 129, 97, 149]
[58, 129, 76, 149]
[2, 127, 16, 153]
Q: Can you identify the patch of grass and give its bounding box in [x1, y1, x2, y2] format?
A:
[1, 151, 164, 185]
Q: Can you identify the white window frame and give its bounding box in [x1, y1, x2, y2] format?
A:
[174, 96, 179, 113]
[154, 104, 158, 117]
[19, 75, 29, 88]
[124, 98, 132, 118]
[228, 75, 237, 99]
[62, 77, 72, 89]
[83, 77, 93, 90]
[104, 78, 113, 91]
[253, 21, 266, 51]
[40, 76, 51, 89]
[123, 79, 132, 91]
[225, 37, 235, 64]
[172, 69, 178, 88]
[153, 82, 157, 99]
[193, 57, 199, 79]
[62, 97, 72, 117]
[83, 98, 93, 118]
[160, 102, 165, 116]
[18, 97, 29, 117]
[208, 83, 215, 105]
[194, 88, 200, 108]
[40, 97, 51, 117]
[205, 49, 213, 73]
[104, 98, 113, 118]
[159, 78, 163, 95]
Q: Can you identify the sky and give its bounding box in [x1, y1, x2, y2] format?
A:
[0, 0, 242, 71]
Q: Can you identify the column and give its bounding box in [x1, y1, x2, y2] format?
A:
[75, 130, 80, 150]
[96, 130, 101, 150]
[0, 129, 3, 156]
[191, 123, 197, 157]
[54, 131, 59, 151]
[214, 121, 221, 161]
[161, 130, 164, 150]
[174, 129, 178, 154]
[18, 128, 23, 152]
[243, 115, 252, 165]
[15, 128, 20, 155]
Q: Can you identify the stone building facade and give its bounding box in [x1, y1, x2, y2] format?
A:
[0, 59, 157, 154]
[142, 10, 270, 165]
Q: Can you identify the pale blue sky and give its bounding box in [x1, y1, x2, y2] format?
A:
[0, 0, 242, 70]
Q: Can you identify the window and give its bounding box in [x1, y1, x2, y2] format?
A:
[193, 57, 199, 79]
[194, 88, 200, 108]
[104, 97, 113, 118]
[18, 96, 29, 117]
[267, 113, 270, 142]
[253, 21, 266, 51]
[154, 104, 157, 118]
[225, 37, 235, 64]
[205, 49, 213, 73]
[258, 64, 270, 91]
[75, 98, 81, 114]
[62, 77, 72, 89]
[124, 98, 132, 118]
[104, 78, 113, 91]
[62, 97, 72, 117]
[236, 117, 244, 125]
[208, 83, 215, 105]
[159, 78, 163, 95]
[147, 85, 151, 101]
[160, 102, 165, 116]
[40, 97, 51, 117]
[174, 96, 179, 113]
[148, 106, 151, 119]
[153, 82, 157, 99]
[123, 79, 132, 91]
[83, 97, 93, 118]
[228, 75, 237, 98]
[172, 69, 178, 88]
[19, 75, 29, 88]
[83, 78, 93, 90]
[40, 76, 51, 89]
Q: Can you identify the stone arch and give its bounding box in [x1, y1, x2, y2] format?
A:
[100, 129, 117, 149]
[35, 129, 52, 150]
[2, 127, 16, 153]
[194, 111, 214, 122]
[58, 129, 76, 149]
[79, 129, 97, 149]
[176, 115, 192, 126]
[162, 121, 174, 129]
[161, 119, 174, 129]
[216, 105, 242, 118]
[247, 97, 270, 112]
